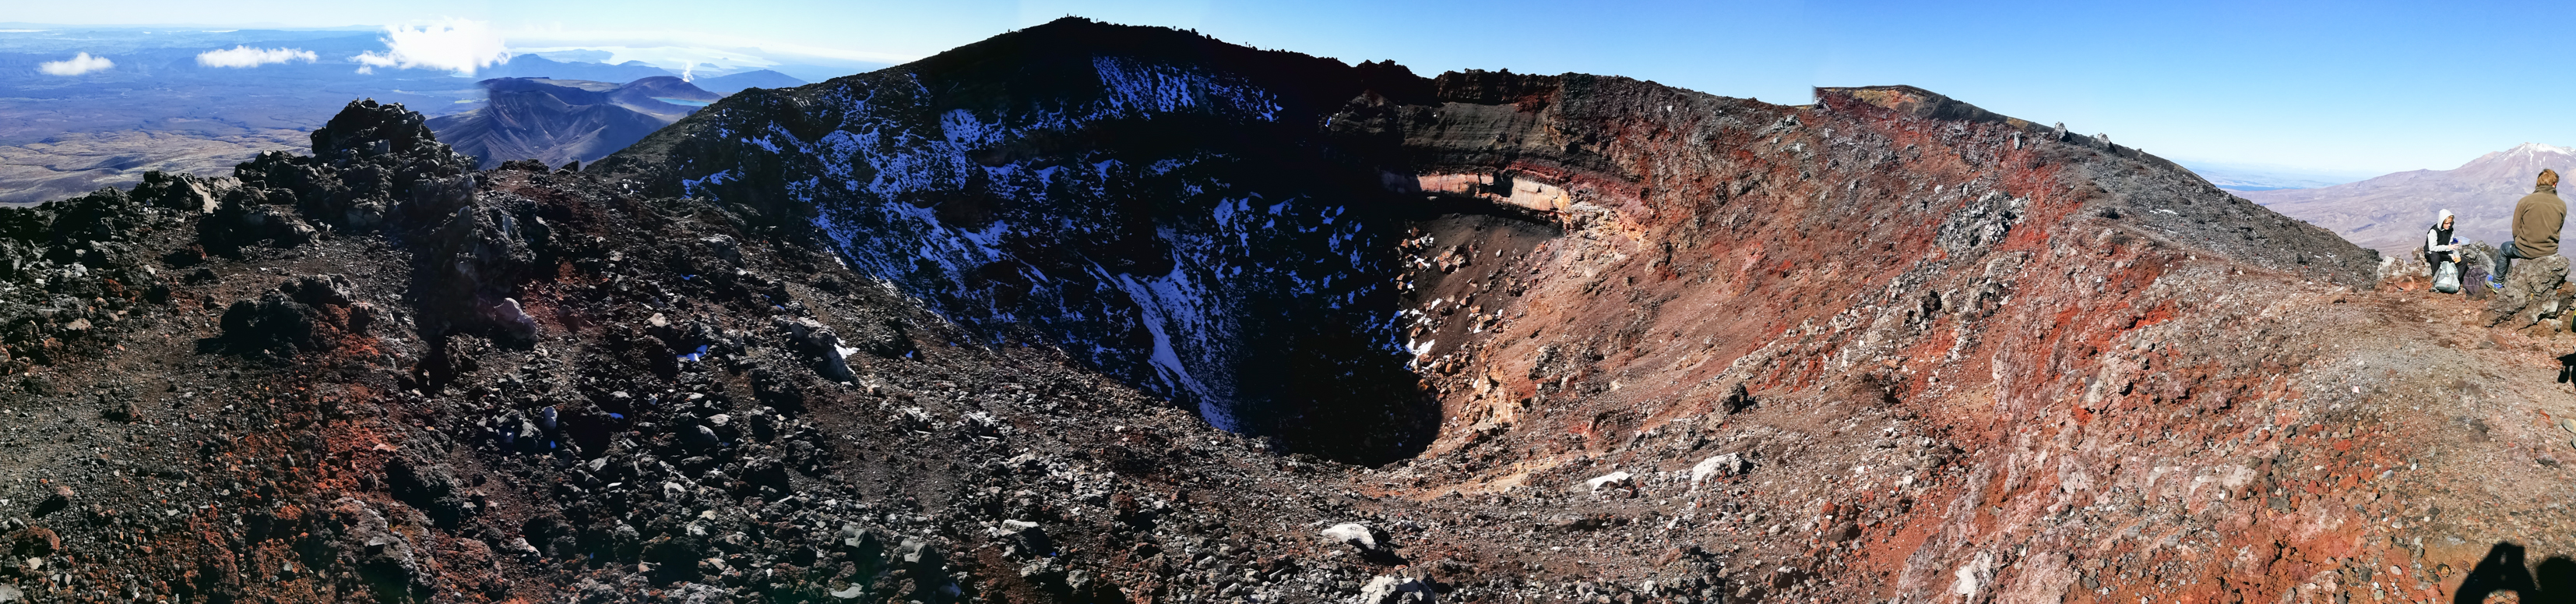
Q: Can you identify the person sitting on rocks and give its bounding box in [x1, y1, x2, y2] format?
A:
[2490, 169, 2566, 290]
[2426, 209, 2462, 283]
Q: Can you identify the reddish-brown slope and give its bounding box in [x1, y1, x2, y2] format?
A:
[1362, 78, 2576, 602]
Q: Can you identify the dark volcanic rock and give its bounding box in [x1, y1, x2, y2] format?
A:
[211, 98, 477, 249]
[213, 274, 368, 355]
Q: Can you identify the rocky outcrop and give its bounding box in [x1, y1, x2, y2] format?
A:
[214, 274, 373, 355]
[2486, 253, 2572, 328]
[0, 175, 199, 371]
[215, 99, 479, 248]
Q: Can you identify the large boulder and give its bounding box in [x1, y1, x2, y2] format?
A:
[207, 99, 477, 253]
[418, 199, 544, 341]
[128, 171, 233, 214]
[215, 274, 372, 355]
[2485, 254, 2572, 329]
[776, 316, 859, 381]
[1691, 453, 1754, 486]
[325, 497, 436, 602]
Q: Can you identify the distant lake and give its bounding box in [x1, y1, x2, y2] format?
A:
[653, 97, 713, 107]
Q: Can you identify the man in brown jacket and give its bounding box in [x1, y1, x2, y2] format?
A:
[2490, 168, 2567, 289]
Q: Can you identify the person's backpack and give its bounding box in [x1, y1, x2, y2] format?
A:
[2435, 261, 2462, 294]
[2463, 260, 2494, 300]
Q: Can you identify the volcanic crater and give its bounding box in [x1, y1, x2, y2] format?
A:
[3, 16, 2573, 604]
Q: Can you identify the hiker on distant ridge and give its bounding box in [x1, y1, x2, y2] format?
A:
[2489, 169, 2567, 290]
[2426, 209, 2462, 284]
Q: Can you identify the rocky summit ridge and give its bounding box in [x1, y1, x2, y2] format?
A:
[1, 16, 2571, 604]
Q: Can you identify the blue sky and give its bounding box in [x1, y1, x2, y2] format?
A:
[13, 0, 2575, 176]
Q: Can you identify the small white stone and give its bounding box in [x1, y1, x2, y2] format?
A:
[1585, 471, 1635, 493]
[1691, 454, 1753, 485]
[1319, 522, 1378, 550]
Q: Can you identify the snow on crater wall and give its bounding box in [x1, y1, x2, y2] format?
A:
[674, 57, 1399, 434]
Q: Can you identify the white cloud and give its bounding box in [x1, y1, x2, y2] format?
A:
[196, 46, 318, 69]
[37, 52, 114, 76]
[352, 19, 509, 76]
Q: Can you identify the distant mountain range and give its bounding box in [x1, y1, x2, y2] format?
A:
[477, 55, 807, 94]
[2176, 161, 2372, 191]
[2240, 143, 2576, 255]
[691, 69, 806, 93]
[427, 76, 726, 170]
[479, 55, 680, 83]
[0, 26, 840, 204]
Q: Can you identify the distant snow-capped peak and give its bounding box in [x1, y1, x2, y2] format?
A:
[2462, 142, 2576, 171]
[2502, 142, 2576, 157]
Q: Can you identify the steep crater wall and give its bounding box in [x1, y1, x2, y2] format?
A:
[600, 21, 1448, 462]
[1355, 76, 2415, 602]
[599, 20, 2378, 478]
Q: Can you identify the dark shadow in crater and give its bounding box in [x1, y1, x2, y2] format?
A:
[1193, 181, 1564, 466]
